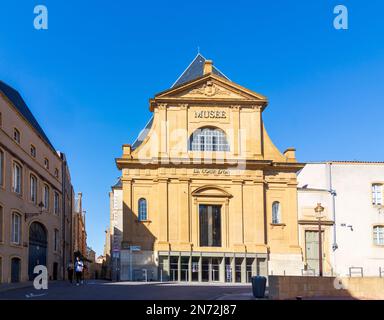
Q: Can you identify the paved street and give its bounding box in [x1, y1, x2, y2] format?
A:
[0, 281, 254, 300]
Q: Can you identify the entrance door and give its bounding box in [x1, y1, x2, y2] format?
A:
[53, 262, 58, 280]
[199, 205, 222, 247]
[201, 257, 221, 282]
[28, 222, 48, 280]
[11, 258, 21, 283]
[305, 230, 324, 275]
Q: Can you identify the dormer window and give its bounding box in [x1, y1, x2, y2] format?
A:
[44, 158, 49, 170]
[30, 145, 36, 158]
[13, 128, 20, 143]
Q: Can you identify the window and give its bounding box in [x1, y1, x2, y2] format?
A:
[12, 162, 22, 194]
[199, 205, 222, 247]
[54, 168, 59, 178]
[11, 212, 21, 244]
[30, 174, 37, 204]
[44, 158, 49, 170]
[54, 192, 60, 215]
[10, 257, 21, 283]
[43, 184, 49, 210]
[0, 112, 2, 126]
[0, 205, 3, 242]
[373, 226, 384, 246]
[0, 149, 4, 187]
[13, 128, 20, 143]
[190, 127, 229, 152]
[138, 198, 147, 221]
[30, 145, 36, 158]
[272, 201, 281, 224]
[54, 229, 59, 251]
[372, 184, 383, 205]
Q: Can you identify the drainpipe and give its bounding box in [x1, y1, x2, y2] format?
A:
[328, 162, 338, 251]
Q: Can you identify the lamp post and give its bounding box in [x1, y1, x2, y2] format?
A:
[25, 201, 44, 221]
[314, 203, 325, 277]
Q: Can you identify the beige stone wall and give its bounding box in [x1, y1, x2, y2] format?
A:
[268, 275, 384, 300]
[0, 92, 64, 282]
[117, 73, 304, 276]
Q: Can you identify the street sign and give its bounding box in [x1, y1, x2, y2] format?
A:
[130, 245, 141, 251]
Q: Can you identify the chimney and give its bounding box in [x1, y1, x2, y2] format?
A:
[203, 60, 213, 74]
[122, 144, 132, 158]
[284, 148, 296, 162]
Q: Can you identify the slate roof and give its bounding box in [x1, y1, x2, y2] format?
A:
[112, 177, 122, 189]
[131, 116, 153, 150]
[171, 53, 230, 88]
[131, 54, 230, 150]
[0, 80, 56, 152]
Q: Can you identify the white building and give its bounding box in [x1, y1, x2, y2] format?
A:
[297, 162, 384, 277]
[108, 178, 123, 280]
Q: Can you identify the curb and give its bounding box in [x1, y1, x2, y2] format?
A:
[0, 282, 33, 294]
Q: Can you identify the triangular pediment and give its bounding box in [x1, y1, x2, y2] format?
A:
[154, 74, 267, 102]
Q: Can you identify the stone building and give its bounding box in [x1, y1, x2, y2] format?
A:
[0, 80, 74, 282]
[108, 178, 123, 281]
[73, 192, 87, 259]
[116, 54, 304, 282]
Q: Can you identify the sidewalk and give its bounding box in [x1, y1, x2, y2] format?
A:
[0, 281, 33, 293]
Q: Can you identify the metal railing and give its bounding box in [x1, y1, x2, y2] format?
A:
[301, 268, 316, 276]
[349, 267, 363, 277]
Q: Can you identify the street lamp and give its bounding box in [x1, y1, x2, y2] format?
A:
[25, 201, 44, 221]
[314, 203, 325, 277]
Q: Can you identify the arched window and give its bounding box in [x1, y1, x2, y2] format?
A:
[272, 201, 281, 224]
[189, 127, 229, 152]
[138, 198, 147, 221]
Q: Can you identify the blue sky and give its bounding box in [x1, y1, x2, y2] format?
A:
[1, 1, 383, 255]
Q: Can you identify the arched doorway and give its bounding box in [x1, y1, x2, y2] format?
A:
[28, 222, 48, 280]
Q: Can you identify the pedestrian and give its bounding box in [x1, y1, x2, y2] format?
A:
[74, 256, 84, 286]
[67, 260, 74, 284]
[82, 264, 88, 284]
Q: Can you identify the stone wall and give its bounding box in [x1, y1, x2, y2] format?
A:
[268, 276, 384, 300]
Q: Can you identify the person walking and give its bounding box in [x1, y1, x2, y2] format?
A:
[67, 261, 74, 284]
[82, 264, 88, 285]
[74, 257, 84, 286]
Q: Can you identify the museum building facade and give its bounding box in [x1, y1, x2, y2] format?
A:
[116, 54, 304, 282]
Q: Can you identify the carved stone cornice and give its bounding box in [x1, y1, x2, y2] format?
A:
[179, 103, 189, 110]
[157, 103, 167, 110]
[231, 105, 241, 111]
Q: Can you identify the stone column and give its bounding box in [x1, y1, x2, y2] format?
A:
[241, 258, 246, 283]
[178, 178, 191, 250]
[231, 105, 241, 156]
[178, 252, 181, 282]
[232, 180, 246, 252]
[158, 103, 168, 158]
[188, 254, 192, 282]
[122, 177, 133, 244]
[219, 257, 225, 283]
[231, 255, 236, 283]
[198, 254, 202, 282]
[157, 178, 170, 251]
